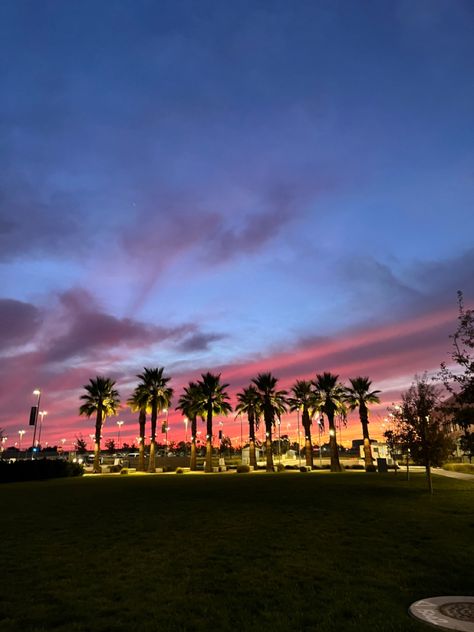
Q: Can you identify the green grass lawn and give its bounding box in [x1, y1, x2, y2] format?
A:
[0, 471, 473, 632]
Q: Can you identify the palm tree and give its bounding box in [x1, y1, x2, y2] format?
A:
[313, 372, 346, 472]
[196, 372, 232, 473]
[79, 376, 120, 473]
[176, 381, 204, 471]
[289, 380, 317, 468]
[252, 372, 287, 472]
[345, 376, 381, 471]
[127, 385, 150, 472]
[235, 385, 262, 468]
[136, 367, 173, 472]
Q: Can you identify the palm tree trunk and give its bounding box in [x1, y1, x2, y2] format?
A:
[305, 432, 313, 468]
[265, 417, 274, 471]
[360, 404, 374, 470]
[302, 409, 313, 468]
[328, 413, 342, 472]
[249, 439, 257, 468]
[205, 439, 213, 472]
[190, 417, 197, 471]
[190, 439, 197, 471]
[137, 410, 146, 472]
[93, 406, 103, 473]
[249, 412, 257, 468]
[148, 403, 157, 473]
[205, 406, 213, 472]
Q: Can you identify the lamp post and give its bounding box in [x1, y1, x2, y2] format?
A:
[31, 389, 41, 459]
[37, 411, 47, 449]
[18, 430, 25, 455]
[116, 420, 124, 449]
[318, 417, 324, 467]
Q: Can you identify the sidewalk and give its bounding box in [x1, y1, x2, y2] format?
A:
[432, 467, 474, 481]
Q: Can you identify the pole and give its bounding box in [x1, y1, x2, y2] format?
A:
[37, 411, 47, 448]
[31, 390, 41, 459]
[406, 448, 410, 481]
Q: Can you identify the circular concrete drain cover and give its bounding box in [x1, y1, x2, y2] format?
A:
[409, 597, 474, 631]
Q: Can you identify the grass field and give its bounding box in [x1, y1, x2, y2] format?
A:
[1, 471, 473, 632]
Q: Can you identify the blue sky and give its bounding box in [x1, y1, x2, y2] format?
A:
[0, 0, 473, 446]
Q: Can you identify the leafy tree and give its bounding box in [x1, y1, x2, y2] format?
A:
[136, 367, 173, 472]
[196, 373, 232, 473]
[252, 372, 287, 472]
[345, 377, 381, 471]
[127, 385, 149, 472]
[313, 372, 346, 472]
[387, 375, 453, 494]
[288, 380, 317, 468]
[460, 431, 474, 463]
[220, 435, 233, 456]
[235, 385, 262, 468]
[79, 376, 120, 473]
[105, 438, 115, 454]
[177, 381, 205, 471]
[440, 291, 474, 446]
[74, 434, 88, 454]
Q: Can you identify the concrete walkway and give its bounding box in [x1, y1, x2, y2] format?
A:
[432, 467, 474, 481]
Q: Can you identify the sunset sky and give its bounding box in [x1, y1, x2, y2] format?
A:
[1, 1, 473, 449]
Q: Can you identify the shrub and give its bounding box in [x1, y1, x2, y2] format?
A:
[365, 464, 377, 472]
[162, 465, 175, 473]
[120, 468, 129, 475]
[275, 462, 286, 472]
[175, 467, 184, 474]
[236, 464, 250, 473]
[0, 459, 84, 484]
[443, 463, 474, 474]
[299, 466, 311, 472]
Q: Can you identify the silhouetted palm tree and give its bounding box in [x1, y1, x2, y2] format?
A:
[289, 380, 317, 468]
[345, 376, 381, 471]
[176, 381, 204, 471]
[235, 385, 262, 468]
[313, 372, 346, 472]
[252, 372, 287, 471]
[127, 385, 150, 472]
[136, 367, 173, 472]
[79, 376, 120, 473]
[196, 372, 232, 473]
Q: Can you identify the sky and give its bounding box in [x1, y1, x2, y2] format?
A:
[1, 0, 473, 450]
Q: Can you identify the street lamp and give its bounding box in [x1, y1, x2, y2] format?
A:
[37, 411, 47, 448]
[318, 417, 324, 467]
[116, 420, 124, 448]
[31, 389, 41, 459]
[18, 429, 25, 454]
